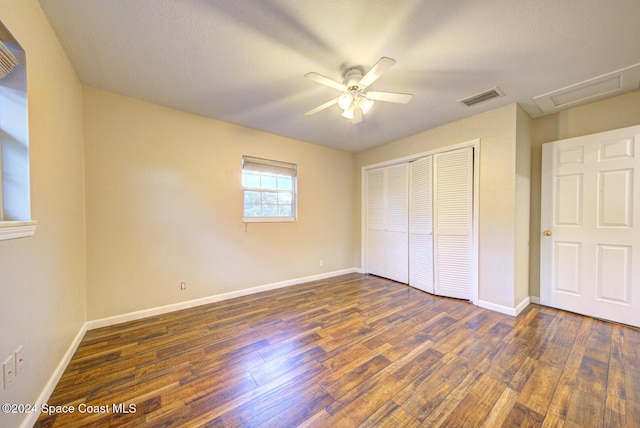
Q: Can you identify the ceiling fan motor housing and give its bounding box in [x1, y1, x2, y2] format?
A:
[344, 67, 364, 89]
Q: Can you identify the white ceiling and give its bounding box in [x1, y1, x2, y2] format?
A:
[38, 0, 640, 153]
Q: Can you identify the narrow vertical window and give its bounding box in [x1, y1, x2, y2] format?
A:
[242, 156, 297, 222]
[0, 21, 36, 240]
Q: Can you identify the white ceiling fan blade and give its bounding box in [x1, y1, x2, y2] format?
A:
[366, 91, 413, 104]
[304, 98, 338, 116]
[305, 72, 347, 91]
[358, 57, 396, 89]
[352, 105, 363, 124]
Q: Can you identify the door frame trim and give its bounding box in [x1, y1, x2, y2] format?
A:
[361, 138, 480, 305]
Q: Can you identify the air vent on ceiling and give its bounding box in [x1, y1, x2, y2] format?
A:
[458, 87, 504, 107]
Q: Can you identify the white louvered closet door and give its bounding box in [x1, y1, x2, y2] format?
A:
[433, 147, 473, 299]
[409, 156, 434, 293]
[365, 164, 409, 284]
[366, 168, 386, 278]
[385, 164, 409, 283]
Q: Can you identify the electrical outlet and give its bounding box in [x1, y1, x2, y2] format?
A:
[319, 259, 324, 267]
[180, 282, 187, 290]
[15, 346, 23, 375]
[3, 355, 15, 390]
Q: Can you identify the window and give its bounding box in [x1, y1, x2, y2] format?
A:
[0, 22, 35, 241]
[242, 156, 297, 222]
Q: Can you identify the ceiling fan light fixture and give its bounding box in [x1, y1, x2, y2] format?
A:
[338, 93, 353, 110]
[341, 109, 354, 119]
[360, 97, 373, 114]
[340, 93, 373, 121]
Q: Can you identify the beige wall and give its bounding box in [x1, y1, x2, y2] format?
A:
[83, 87, 356, 319]
[356, 104, 525, 310]
[529, 89, 640, 298]
[515, 105, 532, 304]
[0, 1, 86, 427]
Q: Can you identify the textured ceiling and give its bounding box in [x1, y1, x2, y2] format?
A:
[38, 0, 640, 152]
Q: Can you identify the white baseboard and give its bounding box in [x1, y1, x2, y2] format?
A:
[478, 296, 531, 317]
[530, 296, 540, 304]
[86, 268, 360, 330]
[514, 296, 531, 315]
[20, 323, 88, 428]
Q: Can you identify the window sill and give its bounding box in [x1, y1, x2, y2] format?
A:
[243, 217, 297, 223]
[0, 221, 37, 241]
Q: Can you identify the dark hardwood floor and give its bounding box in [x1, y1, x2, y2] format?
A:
[35, 273, 640, 427]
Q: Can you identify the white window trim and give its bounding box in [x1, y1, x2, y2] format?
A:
[0, 220, 37, 240]
[242, 155, 298, 223]
[243, 217, 298, 223]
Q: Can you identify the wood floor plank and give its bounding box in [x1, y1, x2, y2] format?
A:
[394, 353, 476, 420]
[485, 342, 534, 388]
[604, 394, 627, 428]
[516, 360, 562, 415]
[566, 389, 605, 426]
[322, 352, 392, 399]
[33, 273, 640, 427]
[216, 375, 333, 427]
[480, 385, 519, 427]
[501, 402, 545, 426]
[325, 374, 406, 425]
[546, 383, 574, 422]
[576, 356, 609, 399]
[538, 341, 572, 369]
[628, 400, 640, 427]
[550, 315, 582, 348]
[297, 409, 354, 428]
[418, 369, 486, 426]
[388, 344, 443, 384]
[358, 400, 421, 428]
[439, 373, 506, 427]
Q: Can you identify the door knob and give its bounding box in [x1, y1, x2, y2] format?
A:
[543, 230, 552, 236]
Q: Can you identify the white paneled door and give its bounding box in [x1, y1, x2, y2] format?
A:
[540, 125, 640, 327]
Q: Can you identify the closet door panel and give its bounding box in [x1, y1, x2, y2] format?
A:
[385, 163, 409, 283]
[386, 231, 409, 283]
[409, 233, 433, 292]
[366, 168, 385, 229]
[386, 164, 409, 233]
[435, 234, 472, 297]
[366, 168, 386, 276]
[365, 164, 408, 284]
[366, 229, 386, 277]
[433, 147, 473, 299]
[409, 156, 434, 292]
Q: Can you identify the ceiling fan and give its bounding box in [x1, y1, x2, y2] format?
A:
[304, 57, 413, 124]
